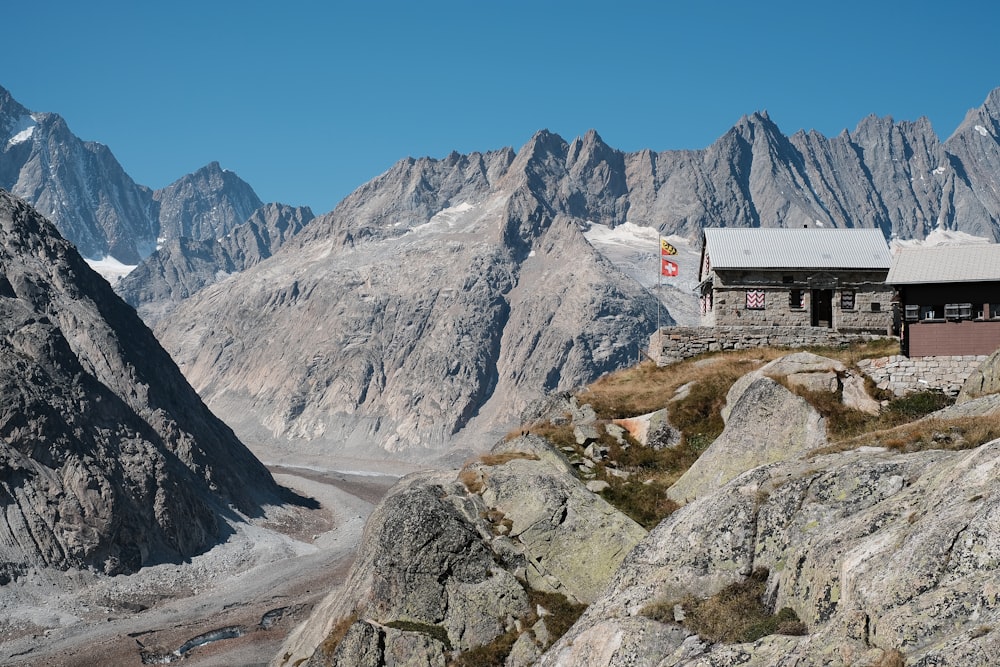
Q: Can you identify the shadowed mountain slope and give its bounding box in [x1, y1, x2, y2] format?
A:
[0, 189, 281, 575]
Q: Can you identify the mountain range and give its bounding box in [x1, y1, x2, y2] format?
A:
[5, 84, 1000, 463]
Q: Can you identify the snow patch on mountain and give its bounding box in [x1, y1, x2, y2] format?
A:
[5, 114, 36, 146]
[85, 256, 137, 285]
[583, 221, 700, 325]
[892, 226, 992, 251]
[408, 201, 478, 235]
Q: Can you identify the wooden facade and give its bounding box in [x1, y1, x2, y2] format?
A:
[888, 245, 1000, 357]
[896, 281, 1000, 357]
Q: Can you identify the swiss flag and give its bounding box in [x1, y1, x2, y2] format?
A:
[661, 259, 679, 277]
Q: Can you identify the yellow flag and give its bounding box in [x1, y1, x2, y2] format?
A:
[660, 238, 677, 256]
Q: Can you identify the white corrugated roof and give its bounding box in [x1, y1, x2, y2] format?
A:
[887, 244, 1000, 284]
[704, 227, 891, 270]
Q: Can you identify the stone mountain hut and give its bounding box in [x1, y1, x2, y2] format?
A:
[698, 227, 893, 333]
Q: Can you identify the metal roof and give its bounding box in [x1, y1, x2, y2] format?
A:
[703, 227, 891, 271]
[886, 244, 1000, 284]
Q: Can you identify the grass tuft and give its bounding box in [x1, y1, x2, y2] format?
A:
[643, 568, 807, 644]
[384, 619, 452, 650]
[479, 451, 540, 466]
[870, 648, 906, 667]
[316, 612, 360, 659]
[448, 588, 585, 667]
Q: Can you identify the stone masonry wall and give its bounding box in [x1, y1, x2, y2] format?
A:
[648, 326, 890, 366]
[857, 355, 988, 397]
[708, 270, 893, 332]
[647, 326, 984, 397]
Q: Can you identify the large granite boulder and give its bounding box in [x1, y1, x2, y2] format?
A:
[957, 348, 1000, 404]
[279, 434, 647, 666]
[668, 376, 826, 504]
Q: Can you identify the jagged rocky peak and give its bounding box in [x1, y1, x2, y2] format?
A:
[153, 128, 662, 461]
[153, 161, 263, 242]
[563, 130, 630, 224]
[951, 87, 1000, 139]
[0, 87, 158, 264]
[0, 189, 281, 575]
[298, 146, 515, 247]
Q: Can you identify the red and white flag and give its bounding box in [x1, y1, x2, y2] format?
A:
[661, 258, 679, 277]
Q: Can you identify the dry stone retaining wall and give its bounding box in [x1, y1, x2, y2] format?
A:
[857, 355, 988, 397]
[648, 326, 889, 366]
[649, 326, 986, 397]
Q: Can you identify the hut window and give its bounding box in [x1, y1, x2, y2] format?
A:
[871, 302, 881, 313]
[944, 303, 973, 320]
[789, 289, 804, 309]
[841, 290, 855, 310]
[746, 290, 765, 310]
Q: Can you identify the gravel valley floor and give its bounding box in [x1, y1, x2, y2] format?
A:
[0, 463, 404, 667]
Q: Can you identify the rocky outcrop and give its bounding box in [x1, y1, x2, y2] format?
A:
[957, 348, 1000, 404]
[278, 434, 646, 666]
[539, 440, 1000, 666]
[668, 375, 827, 504]
[0, 189, 281, 575]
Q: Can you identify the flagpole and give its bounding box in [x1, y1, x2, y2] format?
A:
[656, 235, 661, 362]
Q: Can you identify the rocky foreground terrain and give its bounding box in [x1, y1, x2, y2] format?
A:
[284, 349, 1000, 666]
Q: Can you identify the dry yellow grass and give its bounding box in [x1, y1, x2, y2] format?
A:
[458, 451, 542, 495]
[458, 468, 485, 494]
[577, 339, 898, 422]
[870, 648, 906, 667]
[816, 412, 1000, 456]
[479, 451, 540, 466]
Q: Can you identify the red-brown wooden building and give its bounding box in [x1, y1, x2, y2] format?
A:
[887, 244, 1000, 357]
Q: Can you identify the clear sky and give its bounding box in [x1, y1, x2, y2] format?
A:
[3, 0, 998, 215]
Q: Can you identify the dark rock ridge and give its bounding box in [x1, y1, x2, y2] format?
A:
[0, 189, 280, 575]
[116, 202, 314, 324]
[0, 85, 266, 263]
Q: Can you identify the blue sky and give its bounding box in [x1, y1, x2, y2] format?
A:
[3, 1, 998, 214]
